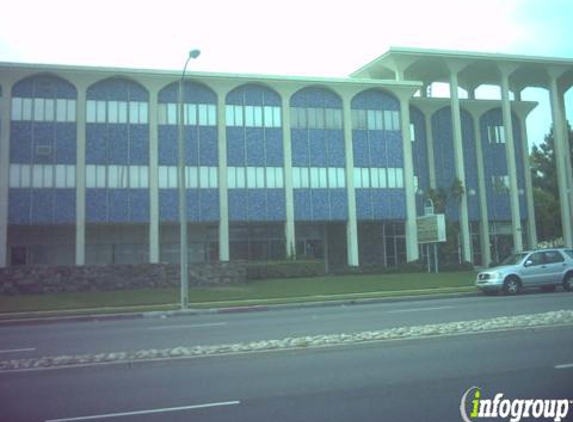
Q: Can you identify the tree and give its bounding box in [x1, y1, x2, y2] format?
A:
[425, 178, 466, 264]
[529, 124, 573, 242]
[533, 187, 561, 241]
[425, 178, 465, 214]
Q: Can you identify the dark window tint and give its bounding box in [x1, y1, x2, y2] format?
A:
[544, 251, 565, 264]
[10, 247, 27, 266]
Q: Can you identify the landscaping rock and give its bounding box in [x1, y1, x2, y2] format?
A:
[2, 310, 572, 372]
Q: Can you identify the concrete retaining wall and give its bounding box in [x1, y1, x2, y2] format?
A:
[0, 262, 246, 295]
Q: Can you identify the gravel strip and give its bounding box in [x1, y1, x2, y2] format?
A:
[2, 310, 572, 371]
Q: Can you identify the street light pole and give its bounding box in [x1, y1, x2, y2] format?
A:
[178, 49, 201, 310]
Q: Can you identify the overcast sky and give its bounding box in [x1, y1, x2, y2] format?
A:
[1, 0, 572, 147]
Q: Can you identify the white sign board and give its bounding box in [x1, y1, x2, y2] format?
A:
[417, 214, 446, 244]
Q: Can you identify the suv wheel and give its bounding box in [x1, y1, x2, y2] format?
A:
[503, 276, 521, 295]
[563, 273, 573, 292]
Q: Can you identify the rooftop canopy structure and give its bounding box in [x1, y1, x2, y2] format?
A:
[353, 47, 573, 254]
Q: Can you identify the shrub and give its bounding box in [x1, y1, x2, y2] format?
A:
[332, 259, 472, 276]
[246, 260, 325, 281]
[437, 261, 475, 272]
[333, 260, 426, 276]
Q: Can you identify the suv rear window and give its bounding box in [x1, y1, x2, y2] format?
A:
[544, 251, 565, 263]
[565, 249, 573, 259]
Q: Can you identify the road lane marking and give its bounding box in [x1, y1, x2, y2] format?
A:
[45, 400, 241, 421]
[555, 363, 573, 369]
[386, 306, 453, 314]
[148, 322, 228, 331]
[0, 347, 36, 354]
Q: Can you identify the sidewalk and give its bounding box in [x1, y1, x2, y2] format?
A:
[0, 286, 477, 326]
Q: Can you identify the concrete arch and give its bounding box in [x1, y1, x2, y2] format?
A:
[87, 76, 149, 101]
[12, 72, 77, 98]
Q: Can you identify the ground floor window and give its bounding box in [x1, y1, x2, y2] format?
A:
[229, 224, 285, 261]
[382, 222, 407, 267]
[8, 225, 76, 266]
[489, 221, 515, 263]
[159, 225, 219, 264]
[295, 224, 324, 260]
[10, 246, 27, 266]
[86, 224, 149, 265]
[86, 243, 148, 265]
[159, 241, 218, 264]
[9, 244, 75, 266]
[355, 221, 406, 267]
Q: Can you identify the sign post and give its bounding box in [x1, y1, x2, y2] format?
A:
[417, 199, 446, 273]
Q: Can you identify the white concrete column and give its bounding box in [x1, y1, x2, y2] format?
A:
[148, 88, 160, 263]
[398, 93, 419, 262]
[499, 66, 524, 252]
[425, 112, 437, 190]
[466, 103, 492, 267]
[467, 90, 476, 101]
[513, 101, 538, 249]
[412, 100, 446, 192]
[280, 93, 296, 258]
[0, 81, 13, 267]
[548, 71, 573, 247]
[342, 93, 359, 266]
[448, 68, 472, 262]
[558, 86, 573, 240]
[75, 85, 87, 265]
[216, 91, 230, 261]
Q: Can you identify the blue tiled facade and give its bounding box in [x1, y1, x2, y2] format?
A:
[461, 110, 480, 221]
[158, 82, 217, 166]
[291, 87, 348, 221]
[431, 107, 458, 220]
[158, 190, 220, 223]
[480, 108, 528, 221]
[9, 74, 76, 224]
[293, 189, 348, 221]
[86, 78, 149, 165]
[5, 76, 532, 229]
[9, 189, 76, 225]
[227, 84, 285, 222]
[85, 189, 150, 223]
[85, 78, 149, 223]
[3, 63, 537, 268]
[512, 115, 528, 220]
[157, 81, 219, 223]
[352, 90, 405, 220]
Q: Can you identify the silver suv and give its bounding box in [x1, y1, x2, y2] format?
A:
[476, 248, 573, 295]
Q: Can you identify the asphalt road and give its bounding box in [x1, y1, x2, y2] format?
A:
[0, 290, 572, 360]
[1, 325, 572, 422]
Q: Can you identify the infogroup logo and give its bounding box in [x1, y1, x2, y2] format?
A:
[460, 386, 572, 422]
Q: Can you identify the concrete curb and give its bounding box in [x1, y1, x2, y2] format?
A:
[0, 290, 479, 327]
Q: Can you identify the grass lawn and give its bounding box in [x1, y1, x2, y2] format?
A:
[0, 271, 476, 316]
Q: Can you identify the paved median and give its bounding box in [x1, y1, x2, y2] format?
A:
[1, 309, 572, 372]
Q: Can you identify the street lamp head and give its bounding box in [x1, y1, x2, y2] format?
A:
[189, 49, 201, 59]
